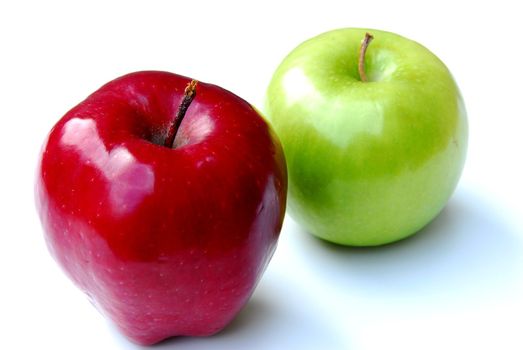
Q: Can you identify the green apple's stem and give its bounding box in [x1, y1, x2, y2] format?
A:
[358, 32, 374, 82]
[164, 80, 198, 148]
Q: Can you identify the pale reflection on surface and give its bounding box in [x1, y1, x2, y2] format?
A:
[281, 68, 321, 106]
[174, 111, 215, 149]
[280, 67, 385, 149]
[61, 118, 154, 216]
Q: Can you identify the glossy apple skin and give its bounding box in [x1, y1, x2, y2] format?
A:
[35, 71, 287, 345]
[266, 28, 467, 246]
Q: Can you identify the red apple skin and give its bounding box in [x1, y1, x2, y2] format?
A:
[35, 71, 287, 345]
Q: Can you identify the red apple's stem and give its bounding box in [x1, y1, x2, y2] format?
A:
[358, 32, 374, 82]
[164, 80, 198, 148]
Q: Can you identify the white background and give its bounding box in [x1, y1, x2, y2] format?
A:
[1, 1, 522, 349]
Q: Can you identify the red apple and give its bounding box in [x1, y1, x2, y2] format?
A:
[35, 71, 287, 345]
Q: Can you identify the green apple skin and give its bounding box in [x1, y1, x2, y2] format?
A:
[265, 28, 468, 246]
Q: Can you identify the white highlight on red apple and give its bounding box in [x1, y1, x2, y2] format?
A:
[61, 118, 154, 216]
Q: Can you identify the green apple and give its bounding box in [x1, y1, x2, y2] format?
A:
[265, 28, 467, 246]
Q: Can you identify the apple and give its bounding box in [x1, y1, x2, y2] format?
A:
[265, 28, 467, 246]
[35, 71, 287, 345]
